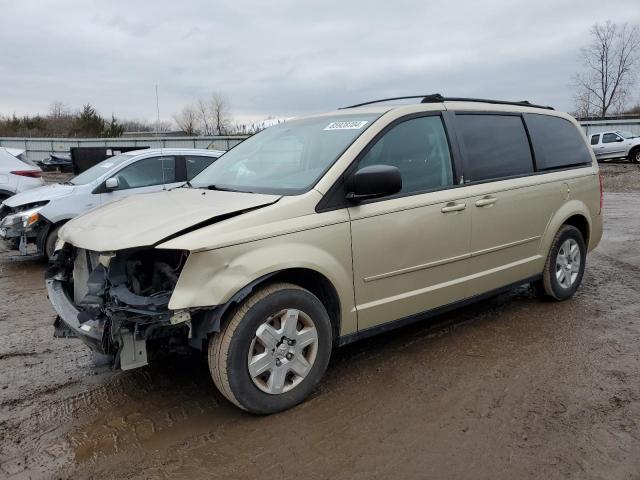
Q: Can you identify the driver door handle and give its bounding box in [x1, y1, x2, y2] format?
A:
[441, 202, 466, 213]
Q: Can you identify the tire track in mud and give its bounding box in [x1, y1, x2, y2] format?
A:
[62, 253, 640, 479]
[1, 191, 639, 479]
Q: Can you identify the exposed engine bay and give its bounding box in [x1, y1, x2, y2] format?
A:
[46, 244, 219, 370]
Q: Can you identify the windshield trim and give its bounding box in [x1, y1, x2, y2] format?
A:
[191, 113, 384, 196]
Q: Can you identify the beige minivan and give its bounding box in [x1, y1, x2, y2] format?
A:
[47, 95, 603, 414]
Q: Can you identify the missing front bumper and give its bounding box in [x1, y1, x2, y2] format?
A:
[46, 278, 149, 370]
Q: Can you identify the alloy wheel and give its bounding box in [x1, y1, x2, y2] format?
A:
[555, 238, 581, 289]
[248, 309, 319, 394]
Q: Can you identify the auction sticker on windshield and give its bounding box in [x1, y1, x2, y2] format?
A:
[324, 120, 368, 130]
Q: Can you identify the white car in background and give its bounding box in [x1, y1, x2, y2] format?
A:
[0, 148, 224, 259]
[0, 147, 45, 201]
[589, 130, 640, 162]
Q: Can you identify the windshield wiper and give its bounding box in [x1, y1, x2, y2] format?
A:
[207, 185, 240, 192]
[60, 181, 74, 185]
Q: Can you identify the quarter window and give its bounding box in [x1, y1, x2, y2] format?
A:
[590, 134, 600, 145]
[113, 156, 176, 189]
[456, 114, 533, 181]
[602, 133, 621, 143]
[525, 114, 592, 170]
[356, 116, 454, 194]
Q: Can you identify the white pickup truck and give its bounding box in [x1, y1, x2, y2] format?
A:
[588, 130, 640, 162]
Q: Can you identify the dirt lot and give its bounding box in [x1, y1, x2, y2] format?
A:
[1, 164, 639, 479]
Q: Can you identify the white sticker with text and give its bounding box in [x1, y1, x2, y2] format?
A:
[324, 120, 368, 131]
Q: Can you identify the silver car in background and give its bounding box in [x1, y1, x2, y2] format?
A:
[589, 130, 640, 162]
[0, 148, 224, 258]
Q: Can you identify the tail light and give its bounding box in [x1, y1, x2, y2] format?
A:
[11, 170, 42, 178]
[598, 172, 604, 214]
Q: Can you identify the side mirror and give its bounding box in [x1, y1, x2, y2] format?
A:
[346, 165, 402, 202]
[616, 137, 624, 142]
[105, 177, 119, 190]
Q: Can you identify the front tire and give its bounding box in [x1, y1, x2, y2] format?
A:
[535, 225, 586, 300]
[208, 282, 333, 414]
[37, 227, 60, 262]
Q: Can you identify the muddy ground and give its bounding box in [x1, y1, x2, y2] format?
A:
[0, 164, 639, 479]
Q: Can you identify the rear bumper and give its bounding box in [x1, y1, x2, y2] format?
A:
[46, 278, 108, 353]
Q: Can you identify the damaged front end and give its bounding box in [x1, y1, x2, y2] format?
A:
[46, 244, 202, 370]
[0, 201, 49, 254]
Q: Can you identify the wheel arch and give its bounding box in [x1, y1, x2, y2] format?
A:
[188, 267, 343, 351]
[257, 268, 341, 344]
[0, 189, 15, 200]
[562, 214, 590, 247]
[540, 201, 593, 257]
[36, 217, 72, 254]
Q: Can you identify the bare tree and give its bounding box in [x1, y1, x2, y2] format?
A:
[173, 105, 200, 135]
[196, 97, 212, 135]
[150, 120, 173, 133]
[173, 93, 234, 136]
[209, 93, 232, 135]
[48, 100, 70, 118]
[573, 21, 640, 117]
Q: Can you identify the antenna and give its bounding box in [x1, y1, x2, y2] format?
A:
[155, 84, 161, 134]
[156, 83, 167, 190]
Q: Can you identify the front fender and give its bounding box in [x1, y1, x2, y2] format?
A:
[168, 221, 357, 335]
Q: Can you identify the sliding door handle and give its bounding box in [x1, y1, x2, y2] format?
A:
[441, 202, 466, 213]
[475, 197, 497, 207]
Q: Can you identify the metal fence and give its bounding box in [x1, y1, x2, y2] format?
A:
[3, 118, 640, 163]
[0, 135, 250, 162]
[579, 118, 640, 136]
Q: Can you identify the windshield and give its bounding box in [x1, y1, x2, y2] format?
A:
[70, 154, 134, 185]
[616, 130, 636, 139]
[190, 113, 382, 194]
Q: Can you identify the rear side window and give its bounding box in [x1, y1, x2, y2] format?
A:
[525, 114, 592, 170]
[590, 134, 600, 145]
[455, 114, 533, 182]
[186, 155, 216, 180]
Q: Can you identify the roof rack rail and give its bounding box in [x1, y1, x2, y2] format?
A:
[340, 93, 554, 110]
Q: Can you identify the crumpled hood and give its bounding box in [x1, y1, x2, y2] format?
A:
[60, 188, 281, 252]
[4, 183, 75, 207]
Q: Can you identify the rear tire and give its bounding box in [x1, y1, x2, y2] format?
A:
[534, 225, 586, 300]
[208, 282, 333, 414]
[630, 147, 640, 164]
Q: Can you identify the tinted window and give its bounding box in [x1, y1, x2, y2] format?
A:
[525, 114, 592, 170]
[456, 114, 533, 181]
[186, 155, 215, 180]
[357, 116, 454, 194]
[602, 133, 621, 143]
[113, 156, 176, 189]
[590, 134, 600, 145]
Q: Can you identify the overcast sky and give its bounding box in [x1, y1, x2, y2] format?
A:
[2, 0, 639, 125]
